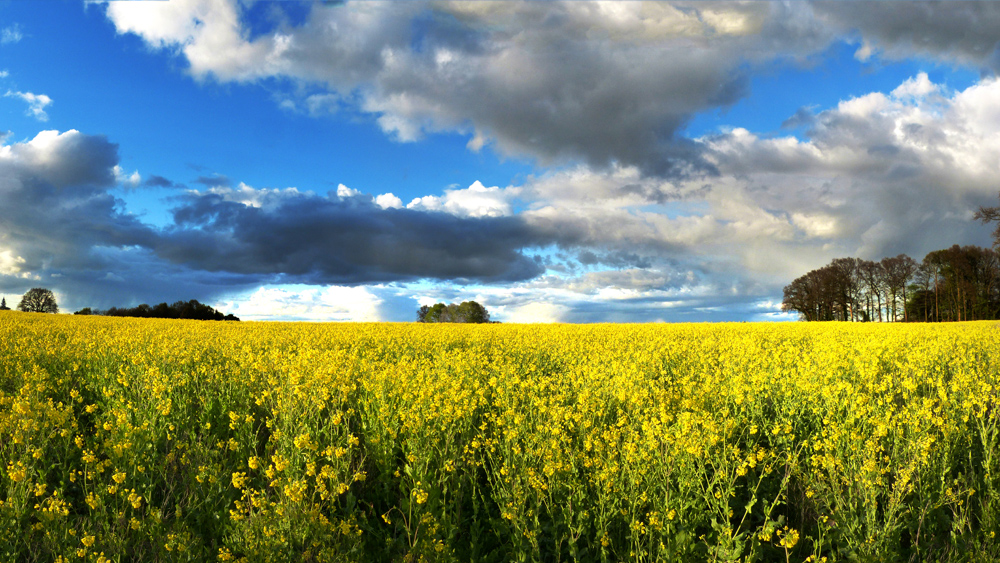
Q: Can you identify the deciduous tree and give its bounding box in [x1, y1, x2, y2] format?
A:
[17, 288, 58, 314]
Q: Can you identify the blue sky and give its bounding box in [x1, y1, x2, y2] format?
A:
[1, 1, 999, 322]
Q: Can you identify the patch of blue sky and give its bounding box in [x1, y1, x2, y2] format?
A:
[684, 40, 982, 141]
[241, 0, 314, 41]
[635, 201, 710, 220]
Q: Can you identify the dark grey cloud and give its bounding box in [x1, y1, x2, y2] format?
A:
[0, 131, 156, 275]
[577, 250, 652, 270]
[144, 174, 176, 188]
[814, 1, 1000, 71]
[156, 189, 546, 284]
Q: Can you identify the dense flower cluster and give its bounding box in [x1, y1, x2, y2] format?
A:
[1, 312, 999, 561]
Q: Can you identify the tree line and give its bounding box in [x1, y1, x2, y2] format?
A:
[0, 288, 240, 321]
[783, 195, 1000, 322]
[77, 299, 240, 321]
[782, 245, 1000, 322]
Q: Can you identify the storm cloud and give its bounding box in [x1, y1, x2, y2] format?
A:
[156, 187, 547, 284]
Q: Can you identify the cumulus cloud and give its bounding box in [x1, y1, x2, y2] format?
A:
[2, 72, 995, 321]
[98, 1, 1000, 182]
[374, 192, 403, 209]
[100, 1, 841, 177]
[697, 73, 999, 264]
[6, 71, 999, 322]
[407, 181, 518, 218]
[0, 129, 158, 301]
[114, 165, 141, 188]
[336, 183, 361, 198]
[502, 301, 569, 324]
[407, 270, 781, 324]
[6, 90, 52, 121]
[194, 182, 303, 208]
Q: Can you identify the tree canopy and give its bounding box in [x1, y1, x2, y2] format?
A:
[17, 288, 59, 314]
[417, 301, 491, 323]
[0, 298, 9, 311]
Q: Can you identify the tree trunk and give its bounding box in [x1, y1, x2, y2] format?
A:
[934, 274, 939, 322]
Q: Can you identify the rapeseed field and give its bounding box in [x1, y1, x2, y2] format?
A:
[1, 312, 999, 562]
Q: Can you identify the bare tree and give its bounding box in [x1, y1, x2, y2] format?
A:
[976, 194, 1000, 250]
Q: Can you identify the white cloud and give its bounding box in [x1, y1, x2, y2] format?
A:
[502, 301, 568, 324]
[406, 270, 779, 324]
[3, 73, 995, 323]
[105, 0, 290, 81]
[407, 181, 518, 218]
[0, 249, 26, 277]
[113, 165, 141, 188]
[216, 284, 385, 322]
[698, 74, 1000, 263]
[197, 182, 302, 208]
[891, 72, 939, 100]
[1, 25, 22, 45]
[336, 183, 360, 198]
[442, 73, 999, 319]
[5, 90, 52, 121]
[304, 93, 341, 116]
[374, 192, 403, 209]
